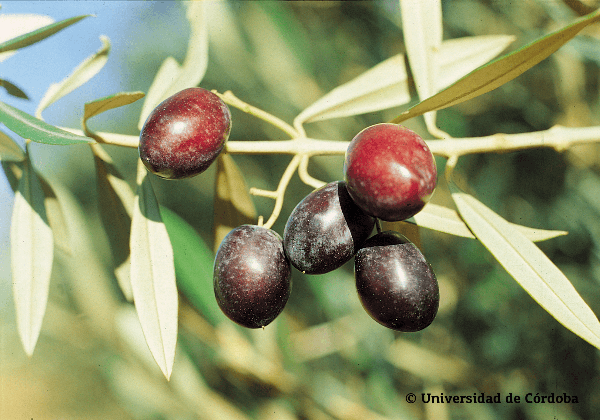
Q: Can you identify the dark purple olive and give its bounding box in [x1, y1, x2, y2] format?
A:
[214, 225, 291, 328]
[283, 181, 375, 274]
[139, 87, 231, 179]
[355, 231, 439, 332]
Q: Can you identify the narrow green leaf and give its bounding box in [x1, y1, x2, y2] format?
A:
[0, 101, 93, 145]
[392, 9, 600, 124]
[0, 14, 54, 62]
[138, 2, 208, 129]
[213, 154, 256, 253]
[0, 14, 92, 54]
[413, 202, 567, 242]
[84, 91, 145, 122]
[0, 79, 29, 99]
[0, 131, 25, 162]
[294, 54, 410, 124]
[10, 154, 54, 356]
[436, 35, 516, 92]
[36, 36, 111, 119]
[160, 206, 226, 325]
[451, 189, 600, 349]
[91, 143, 135, 301]
[130, 167, 178, 380]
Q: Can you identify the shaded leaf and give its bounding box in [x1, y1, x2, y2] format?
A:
[10, 154, 54, 356]
[84, 91, 145, 123]
[392, 9, 600, 124]
[130, 166, 178, 379]
[412, 202, 567, 242]
[294, 54, 410, 124]
[0, 79, 29, 99]
[0, 131, 25, 162]
[138, 2, 208, 129]
[91, 143, 135, 301]
[0, 101, 93, 145]
[451, 189, 600, 349]
[0, 14, 54, 62]
[160, 206, 226, 325]
[400, 0, 442, 131]
[0, 14, 91, 54]
[36, 36, 111, 119]
[437, 35, 516, 91]
[213, 154, 256, 253]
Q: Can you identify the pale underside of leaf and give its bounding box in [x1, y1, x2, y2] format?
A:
[92, 143, 135, 301]
[295, 54, 410, 124]
[452, 190, 600, 349]
[130, 169, 178, 379]
[413, 202, 567, 242]
[400, 0, 442, 131]
[10, 156, 54, 356]
[213, 154, 256, 253]
[138, 2, 208, 129]
[36, 35, 111, 119]
[0, 131, 25, 162]
[392, 8, 600, 124]
[0, 14, 54, 62]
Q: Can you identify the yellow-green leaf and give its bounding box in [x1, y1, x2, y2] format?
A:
[392, 9, 600, 124]
[294, 54, 410, 124]
[36, 35, 111, 119]
[84, 91, 145, 123]
[138, 2, 208, 129]
[413, 202, 567, 242]
[0, 131, 25, 162]
[10, 154, 54, 356]
[92, 143, 135, 301]
[0, 14, 54, 62]
[436, 35, 516, 91]
[213, 154, 256, 253]
[451, 189, 600, 349]
[130, 164, 178, 379]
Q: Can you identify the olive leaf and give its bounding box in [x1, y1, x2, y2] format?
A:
[130, 164, 178, 379]
[138, 2, 208, 129]
[412, 202, 567, 242]
[161, 206, 226, 325]
[451, 188, 600, 350]
[0, 14, 92, 55]
[83, 91, 145, 141]
[0, 14, 54, 62]
[400, 0, 443, 132]
[0, 101, 93, 145]
[0, 78, 29, 99]
[213, 154, 257, 253]
[0, 131, 25, 162]
[10, 153, 54, 356]
[91, 143, 135, 301]
[391, 8, 600, 124]
[294, 54, 410, 124]
[36, 36, 111, 119]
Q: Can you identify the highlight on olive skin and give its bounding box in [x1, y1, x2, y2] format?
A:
[344, 123, 437, 222]
[354, 231, 439, 332]
[139, 87, 231, 180]
[283, 181, 375, 275]
[213, 225, 292, 329]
